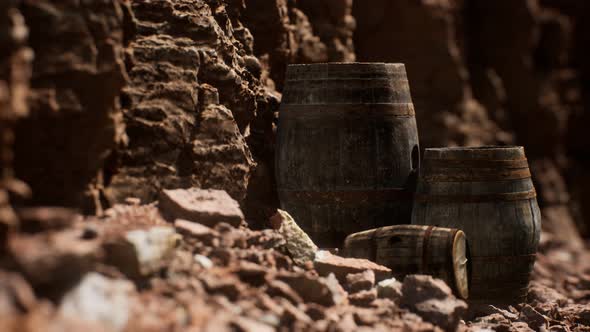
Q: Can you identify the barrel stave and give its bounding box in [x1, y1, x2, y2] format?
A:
[277, 63, 420, 247]
[412, 146, 541, 304]
[277, 106, 418, 190]
[343, 225, 468, 299]
[414, 200, 539, 256]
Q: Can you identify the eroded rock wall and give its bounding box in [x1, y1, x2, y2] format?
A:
[106, 0, 261, 207]
[542, 0, 590, 237]
[12, 1, 128, 214]
[0, 1, 31, 242]
[1, 0, 340, 230]
[353, 0, 507, 148]
[462, 0, 589, 238]
[298, 0, 356, 63]
[353, 0, 590, 239]
[3, 0, 590, 236]
[241, 0, 333, 91]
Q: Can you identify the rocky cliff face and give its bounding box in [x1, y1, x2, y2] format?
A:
[463, 0, 590, 238]
[4, 0, 349, 225]
[241, 0, 327, 92]
[541, 0, 590, 237]
[354, 0, 590, 239]
[11, 1, 128, 214]
[107, 0, 261, 208]
[1, 0, 590, 235]
[298, 0, 356, 63]
[0, 1, 32, 239]
[354, 0, 507, 149]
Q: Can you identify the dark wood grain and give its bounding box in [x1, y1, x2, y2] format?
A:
[343, 225, 469, 299]
[412, 146, 541, 305]
[276, 63, 420, 248]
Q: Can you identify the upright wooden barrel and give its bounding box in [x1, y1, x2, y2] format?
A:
[276, 63, 420, 248]
[343, 225, 469, 299]
[412, 146, 541, 304]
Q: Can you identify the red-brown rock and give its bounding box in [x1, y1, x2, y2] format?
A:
[349, 288, 377, 307]
[314, 250, 392, 284]
[276, 271, 348, 307]
[102, 226, 178, 279]
[7, 229, 101, 293]
[17, 207, 79, 233]
[346, 270, 375, 293]
[376, 278, 403, 303]
[401, 275, 467, 331]
[265, 279, 303, 305]
[0, 270, 36, 315]
[174, 219, 219, 245]
[159, 188, 244, 227]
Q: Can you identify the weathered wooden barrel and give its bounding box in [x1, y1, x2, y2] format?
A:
[343, 225, 469, 299]
[412, 146, 541, 304]
[276, 63, 420, 248]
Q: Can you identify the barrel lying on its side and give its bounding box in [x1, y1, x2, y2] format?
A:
[412, 146, 541, 304]
[343, 225, 469, 299]
[276, 63, 420, 248]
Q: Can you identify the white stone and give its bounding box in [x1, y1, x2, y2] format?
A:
[272, 209, 318, 266]
[125, 226, 179, 275]
[60, 273, 135, 332]
[194, 254, 214, 269]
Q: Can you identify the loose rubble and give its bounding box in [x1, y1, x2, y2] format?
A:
[346, 270, 375, 293]
[59, 273, 135, 332]
[103, 226, 179, 279]
[401, 275, 467, 331]
[376, 278, 403, 303]
[1, 189, 586, 331]
[159, 188, 244, 227]
[465, 231, 590, 332]
[314, 250, 392, 283]
[0, 192, 449, 331]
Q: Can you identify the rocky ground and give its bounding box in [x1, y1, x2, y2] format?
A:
[0, 188, 589, 332]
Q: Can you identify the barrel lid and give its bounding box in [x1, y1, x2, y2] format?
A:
[452, 230, 469, 300]
[285, 62, 407, 81]
[424, 146, 526, 161]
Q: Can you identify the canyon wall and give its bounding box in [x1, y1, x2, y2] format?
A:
[11, 1, 128, 214]
[1, 0, 589, 237]
[0, 1, 32, 242]
[353, 0, 590, 241]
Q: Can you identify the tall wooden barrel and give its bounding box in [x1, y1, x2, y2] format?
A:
[343, 225, 469, 299]
[412, 146, 541, 304]
[276, 63, 420, 248]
